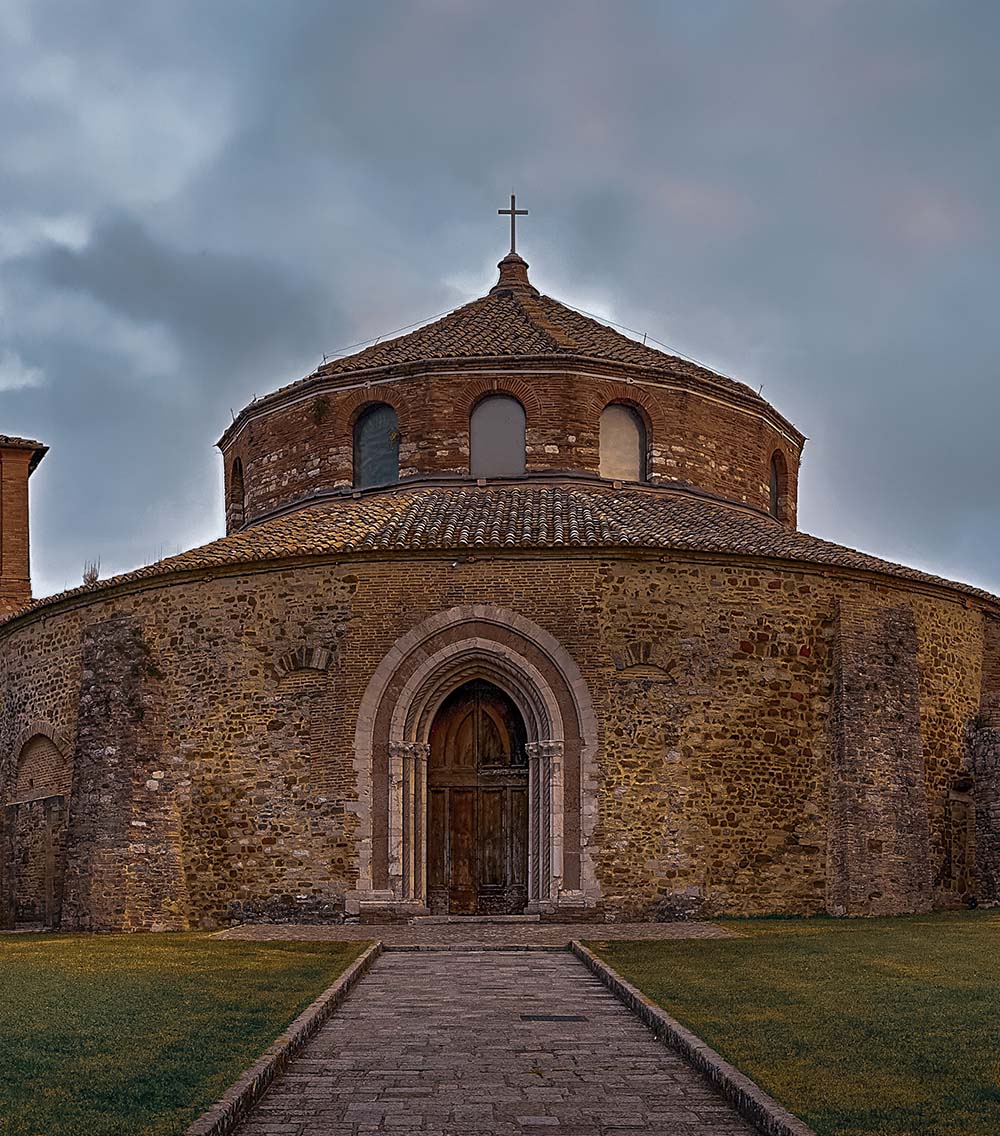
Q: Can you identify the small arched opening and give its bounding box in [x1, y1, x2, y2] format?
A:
[470, 395, 526, 478]
[599, 403, 647, 482]
[354, 403, 400, 489]
[769, 450, 789, 521]
[227, 457, 246, 530]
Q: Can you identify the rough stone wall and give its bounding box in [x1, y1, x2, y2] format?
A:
[827, 598, 933, 915]
[972, 727, 1000, 903]
[61, 616, 153, 929]
[912, 596, 983, 903]
[981, 615, 1000, 725]
[595, 560, 833, 918]
[0, 551, 989, 928]
[2, 796, 66, 926]
[222, 365, 799, 531]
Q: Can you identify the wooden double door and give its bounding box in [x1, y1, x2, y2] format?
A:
[427, 681, 528, 915]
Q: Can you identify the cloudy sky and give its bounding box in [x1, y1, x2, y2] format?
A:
[2, 0, 998, 597]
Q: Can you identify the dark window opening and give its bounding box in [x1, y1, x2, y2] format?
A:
[228, 457, 245, 529]
[354, 403, 400, 488]
[470, 395, 526, 478]
[769, 450, 788, 520]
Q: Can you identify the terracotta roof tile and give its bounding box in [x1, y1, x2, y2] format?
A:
[0, 435, 42, 447]
[5, 484, 995, 623]
[309, 289, 759, 399]
[0, 435, 47, 472]
[228, 257, 766, 416]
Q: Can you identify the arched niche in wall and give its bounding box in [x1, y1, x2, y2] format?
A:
[599, 404, 647, 482]
[4, 733, 70, 929]
[769, 450, 789, 521]
[470, 395, 526, 478]
[227, 457, 246, 529]
[354, 403, 400, 489]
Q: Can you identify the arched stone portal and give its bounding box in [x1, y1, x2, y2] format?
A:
[351, 605, 599, 919]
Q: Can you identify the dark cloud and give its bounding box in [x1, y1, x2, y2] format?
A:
[1, 0, 998, 595]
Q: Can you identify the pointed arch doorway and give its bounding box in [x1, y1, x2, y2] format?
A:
[427, 681, 528, 915]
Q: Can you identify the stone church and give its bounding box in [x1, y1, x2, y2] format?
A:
[2, 236, 999, 931]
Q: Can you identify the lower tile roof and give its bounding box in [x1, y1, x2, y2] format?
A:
[6, 483, 996, 622]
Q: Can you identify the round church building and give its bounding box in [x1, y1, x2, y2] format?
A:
[3, 247, 1000, 931]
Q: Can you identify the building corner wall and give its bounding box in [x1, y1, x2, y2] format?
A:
[828, 597, 933, 915]
[61, 613, 187, 931]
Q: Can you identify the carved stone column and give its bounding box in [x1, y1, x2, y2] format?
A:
[526, 740, 564, 908]
[390, 741, 430, 902]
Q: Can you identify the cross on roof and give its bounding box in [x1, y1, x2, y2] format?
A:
[498, 193, 528, 254]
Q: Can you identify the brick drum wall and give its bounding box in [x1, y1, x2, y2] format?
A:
[222, 365, 800, 531]
[0, 548, 992, 930]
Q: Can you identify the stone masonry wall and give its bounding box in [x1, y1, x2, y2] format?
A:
[828, 599, 933, 916]
[972, 727, 1000, 903]
[981, 615, 1000, 725]
[0, 551, 989, 928]
[222, 365, 799, 531]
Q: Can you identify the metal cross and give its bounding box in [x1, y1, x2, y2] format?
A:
[498, 192, 528, 254]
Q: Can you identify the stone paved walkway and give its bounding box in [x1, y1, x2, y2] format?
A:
[236, 950, 755, 1135]
[217, 920, 731, 949]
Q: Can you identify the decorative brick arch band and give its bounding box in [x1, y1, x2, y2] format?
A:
[351, 604, 599, 917]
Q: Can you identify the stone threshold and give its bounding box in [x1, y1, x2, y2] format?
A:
[410, 913, 541, 924]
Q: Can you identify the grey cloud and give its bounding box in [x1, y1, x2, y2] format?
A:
[0, 0, 998, 597]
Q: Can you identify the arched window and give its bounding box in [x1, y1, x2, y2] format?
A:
[599, 404, 647, 482]
[354, 403, 400, 488]
[769, 450, 788, 520]
[227, 457, 245, 530]
[470, 395, 526, 478]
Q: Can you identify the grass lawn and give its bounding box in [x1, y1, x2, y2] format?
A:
[590, 911, 1000, 1136]
[0, 933, 367, 1136]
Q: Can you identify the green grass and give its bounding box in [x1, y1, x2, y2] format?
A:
[589, 911, 1000, 1136]
[0, 933, 367, 1136]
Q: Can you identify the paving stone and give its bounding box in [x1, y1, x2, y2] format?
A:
[235, 951, 755, 1135]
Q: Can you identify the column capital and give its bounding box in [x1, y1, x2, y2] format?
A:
[526, 740, 564, 761]
[389, 741, 430, 761]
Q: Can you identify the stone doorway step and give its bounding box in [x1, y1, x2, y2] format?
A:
[410, 913, 541, 924]
[228, 950, 766, 1136]
[216, 920, 732, 950]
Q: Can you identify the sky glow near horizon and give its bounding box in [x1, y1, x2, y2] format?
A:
[2, 0, 998, 597]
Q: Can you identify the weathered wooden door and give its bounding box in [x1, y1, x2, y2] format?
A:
[427, 681, 528, 915]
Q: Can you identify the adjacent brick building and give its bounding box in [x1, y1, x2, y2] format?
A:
[2, 250, 998, 929]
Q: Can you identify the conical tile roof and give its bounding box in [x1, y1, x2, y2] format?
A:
[302, 254, 764, 406]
